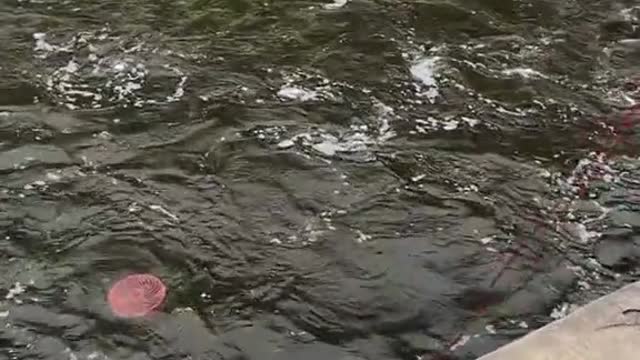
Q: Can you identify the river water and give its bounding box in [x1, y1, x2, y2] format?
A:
[1, 0, 640, 359]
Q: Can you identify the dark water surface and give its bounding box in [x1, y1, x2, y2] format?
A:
[1, 0, 640, 359]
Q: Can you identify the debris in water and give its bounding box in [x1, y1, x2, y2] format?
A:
[107, 273, 167, 318]
[149, 204, 179, 222]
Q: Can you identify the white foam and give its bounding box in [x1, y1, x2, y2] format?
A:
[450, 335, 471, 351]
[410, 57, 440, 102]
[443, 119, 459, 131]
[33, 29, 189, 109]
[61, 60, 79, 74]
[164, 65, 188, 102]
[461, 116, 480, 127]
[5, 282, 26, 301]
[372, 100, 396, 141]
[620, 6, 640, 21]
[33, 32, 56, 56]
[275, 100, 395, 158]
[573, 223, 599, 243]
[550, 302, 576, 319]
[323, 0, 348, 9]
[312, 132, 370, 156]
[479, 236, 494, 245]
[277, 86, 318, 102]
[355, 229, 372, 243]
[502, 67, 548, 79]
[277, 139, 295, 149]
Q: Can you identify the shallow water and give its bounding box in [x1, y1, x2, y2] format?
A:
[1, 0, 640, 359]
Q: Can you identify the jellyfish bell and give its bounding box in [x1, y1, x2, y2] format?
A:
[108, 273, 167, 318]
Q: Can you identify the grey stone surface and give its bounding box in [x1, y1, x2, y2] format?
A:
[478, 280, 640, 360]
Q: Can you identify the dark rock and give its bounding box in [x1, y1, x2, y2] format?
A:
[151, 310, 227, 360]
[25, 336, 69, 360]
[396, 332, 445, 353]
[0, 144, 72, 172]
[600, 227, 635, 240]
[9, 305, 94, 339]
[609, 210, 640, 228]
[595, 238, 640, 271]
[498, 264, 576, 316]
[347, 336, 397, 360]
[454, 287, 507, 312]
[220, 323, 362, 360]
[452, 333, 519, 360]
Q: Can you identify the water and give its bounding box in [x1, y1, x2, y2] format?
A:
[0, 0, 640, 359]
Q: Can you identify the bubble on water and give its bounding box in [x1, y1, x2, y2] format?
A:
[457, 184, 479, 193]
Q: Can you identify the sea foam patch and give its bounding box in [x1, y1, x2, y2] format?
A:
[32, 29, 189, 110]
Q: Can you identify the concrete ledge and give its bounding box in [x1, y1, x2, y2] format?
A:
[478, 281, 640, 360]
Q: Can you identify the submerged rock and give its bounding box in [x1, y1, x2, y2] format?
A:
[595, 237, 640, 271]
[0, 144, 72, 172]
